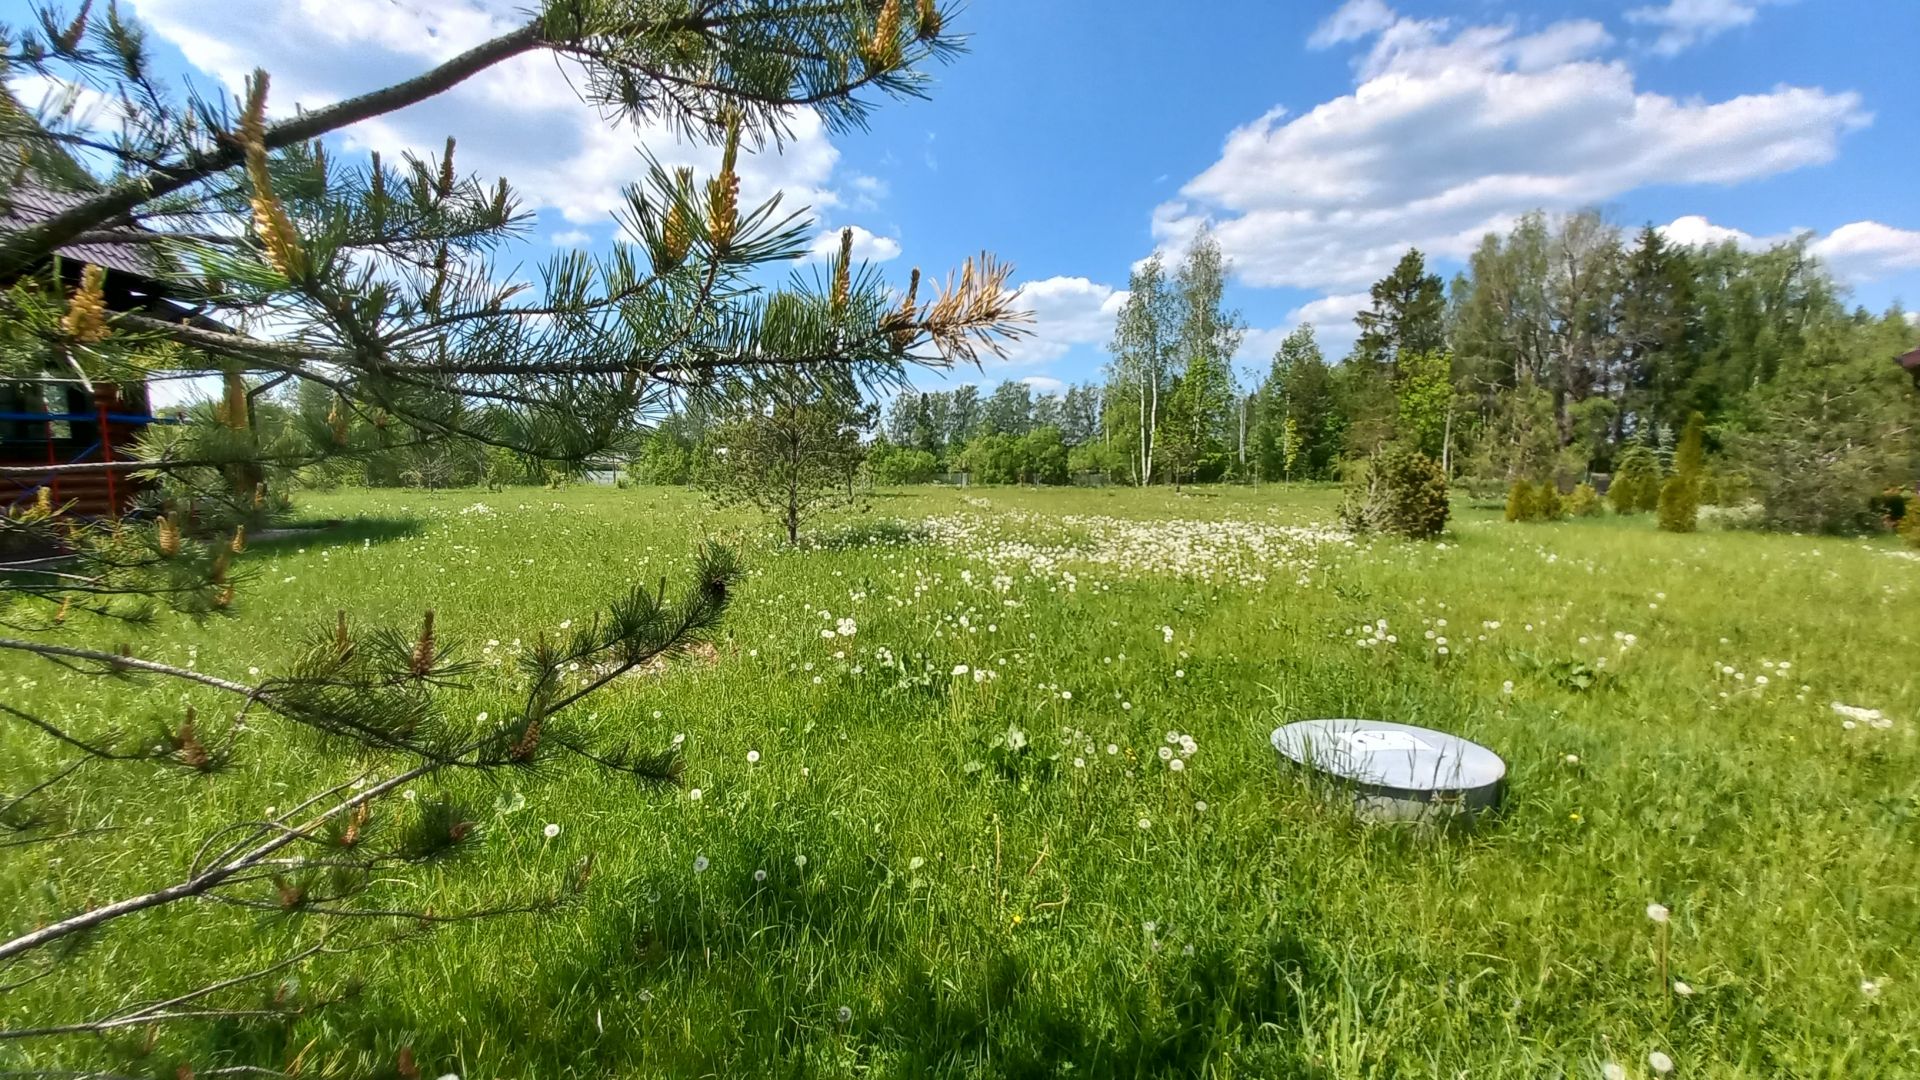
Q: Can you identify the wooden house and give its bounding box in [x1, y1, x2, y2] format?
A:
[0, 182, 214, 517]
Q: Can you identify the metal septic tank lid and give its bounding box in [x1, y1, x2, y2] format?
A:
[1270, 719, 1505, 821]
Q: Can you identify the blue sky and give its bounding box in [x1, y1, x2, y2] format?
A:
[18, 0, 1920, 398]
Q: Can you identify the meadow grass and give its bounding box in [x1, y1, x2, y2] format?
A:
[3, 483, 1915, 1078]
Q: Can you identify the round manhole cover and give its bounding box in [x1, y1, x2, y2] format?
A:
[1270, 719, 1505, 821]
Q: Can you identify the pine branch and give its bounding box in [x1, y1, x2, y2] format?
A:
[0, 22, 547, 278]
[0, 941, 329, 1040]
[0, 702, 162, 762]
[0, 759, 441, 964]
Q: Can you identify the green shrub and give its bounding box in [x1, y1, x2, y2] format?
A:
[1537, 483, 1565, 521]
[867, 446, 939, 485]
[1504, 480, 1535, 522]
[1658, 412, 1706, 533]
[1657, 474, 1699, 533]
[1341, 447, 1450, 539]
[1067, 440, 1123, 479]
[1609, 445, 1661, 514]
[1566, 482, 1601, 517]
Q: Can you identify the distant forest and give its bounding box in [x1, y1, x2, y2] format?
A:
[606, 211, 1914, 530]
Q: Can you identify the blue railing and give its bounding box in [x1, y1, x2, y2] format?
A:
[0, 411, 183, 424]
[1, 412, 180, 511]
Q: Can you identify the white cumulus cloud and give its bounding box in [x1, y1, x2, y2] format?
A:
[1809, 222, 1920, 282]
[1308, 0, 1397, 49]
[807, 226, 902, 263]
[127, 0, 846, 227]
[1626, 0, 1779, 57]
[1154, 1, 1864, 302]
[1659, 216, 1920, 283]
[1238, 293, 1370, 366]
[995, 276, 1128, 366]
[1150, 0, 1869, 363]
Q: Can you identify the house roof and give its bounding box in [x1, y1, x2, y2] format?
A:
[1898, 347, 1920, 372]
[0, 182, 169, 280]
[2, 182, 234, 343]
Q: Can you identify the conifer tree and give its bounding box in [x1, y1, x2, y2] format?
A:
[699, 369, 872, 545]
[0, 2, 1023, 1072]
[1658, 411, 1705, 532]
[1506, 478, 1536, 522]
[1609, 444, 1661, 515]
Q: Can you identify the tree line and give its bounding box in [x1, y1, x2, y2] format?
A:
[633, 207, 1917, 533]
[646, 210, 1916, 535]
[1247, 211, 1917, 532]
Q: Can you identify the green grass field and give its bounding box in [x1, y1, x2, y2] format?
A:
[4, 484, 1916, 1078]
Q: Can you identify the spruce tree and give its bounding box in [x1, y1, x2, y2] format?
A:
[1659, 412, 1705, 532]
[1610, 444, 1660, 514]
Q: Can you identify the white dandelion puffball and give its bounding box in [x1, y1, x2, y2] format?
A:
[689, 788, 703, 802]
[543, 822, 560, 839]
[1648, 1050, 1674, 1074]
[746, 749, 760, 764]
[908, 857, 925, 871]
[1646, 903, 1670, 924]
[1673, 980, 1694, 996]
[1565, 754, 1580, 765]
[837, 1005, 853, 1024]
[1861, 978, 1882, 996]
[1162, 625, 1174, 643]
[753, 869, 767, 882]
[1602, 1064, 1626, 1080]
[1137, 818, 1152, 830]
[794, 854, 808, 869]
[1195, 800, 1208, 812]
[692, 854, 709, 873]
[1168, 758, 1185, 772]
[952, 664, 969, 676]
[1157, 746, 1174, 762]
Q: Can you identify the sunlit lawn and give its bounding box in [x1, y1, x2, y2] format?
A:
[4, 482, 1915, 1078]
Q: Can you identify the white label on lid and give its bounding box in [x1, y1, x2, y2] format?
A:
[1337, 730, 1437, 755]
